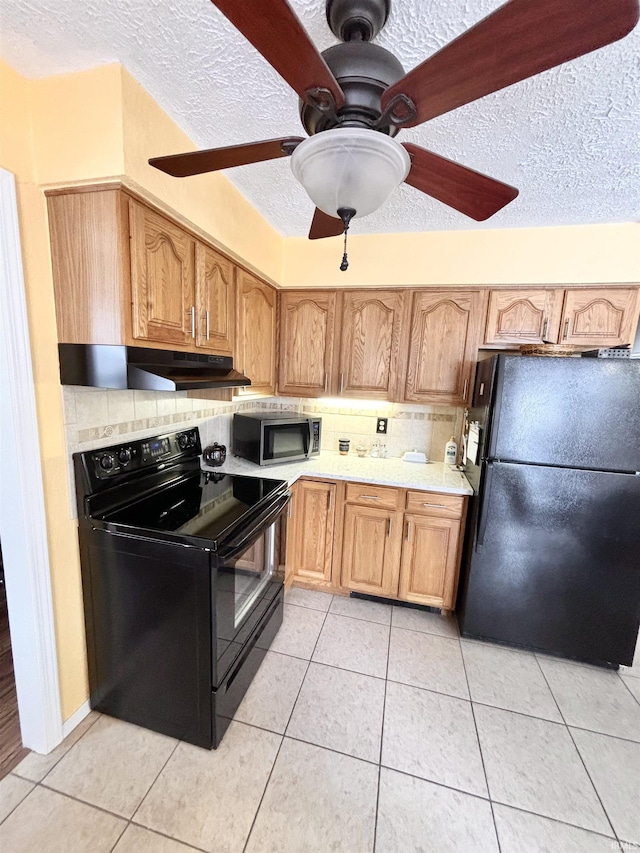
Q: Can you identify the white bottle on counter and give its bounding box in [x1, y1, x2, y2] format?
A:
[444, 435, 458, 465]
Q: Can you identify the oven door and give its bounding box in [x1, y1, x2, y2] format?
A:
[214, 492, 289, 683]
[261, 420, 311, 464]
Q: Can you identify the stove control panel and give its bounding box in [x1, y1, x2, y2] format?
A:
[87, 428, 201, 480]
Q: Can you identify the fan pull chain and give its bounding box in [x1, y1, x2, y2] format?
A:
[337, 207, 356, 273]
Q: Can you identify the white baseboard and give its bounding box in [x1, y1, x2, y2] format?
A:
[62, 701, 91, 739]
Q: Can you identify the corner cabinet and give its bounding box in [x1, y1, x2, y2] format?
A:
[286, 479, 338, 589]
[484, 289, 563, 346]
[277, 291, 336, 397]
[236, 270, 277, 396]
[402, 290, 487, 405]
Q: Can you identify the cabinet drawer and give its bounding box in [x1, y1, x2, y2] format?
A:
[345, 482, 402, 511]
[405, 491, 464, 518]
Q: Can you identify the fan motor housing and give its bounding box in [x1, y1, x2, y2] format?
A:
[326, 0, 391, 42]
[300, 41, 405, 136]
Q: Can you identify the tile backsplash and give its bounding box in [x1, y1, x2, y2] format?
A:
[62, 386, 463, 518]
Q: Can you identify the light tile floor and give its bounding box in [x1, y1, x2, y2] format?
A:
[1, 589, 639, 852]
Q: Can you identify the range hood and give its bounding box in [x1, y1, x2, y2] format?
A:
[58, 344, 251, 391]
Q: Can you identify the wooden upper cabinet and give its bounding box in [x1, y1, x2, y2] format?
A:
[484, 289, 563, 345]
[129, 200, 195, 347]
[402, 290, 486, 405]
[338, 290, 406, 399]
[341, 503, 402, 598]
[559, 287, 639, 347]
[236, 270, 277, 395]
[195, 243, 235, 355]
[278, 291, 336, 397]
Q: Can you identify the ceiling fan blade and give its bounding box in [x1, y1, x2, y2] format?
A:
[149, 137, 304, 178]
[308, 208, 344, 240]
[381, 0, 639, 127]
[211, 0, 345, 109]
[403, 144, 519, 221]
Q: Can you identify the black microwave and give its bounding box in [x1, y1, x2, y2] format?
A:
[233, 412, 322, 466]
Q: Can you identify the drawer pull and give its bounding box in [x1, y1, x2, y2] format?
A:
[422, 502, 448, 509]
[360, 495, 382, 500]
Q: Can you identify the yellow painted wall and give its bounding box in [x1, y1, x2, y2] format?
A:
[0, 60, 282, 720]
[282, 222, 640, 288]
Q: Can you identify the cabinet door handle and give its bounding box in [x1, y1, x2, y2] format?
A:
[328, 490, 333, 511]
[340, 373, 344, 393]
[422, 502, 447, 509]
[406, 520, 412, 541]
[463, 378, 469, 400]
[360, 495, 381, 500]
[287, 500, 293, 518]
[190, 306, 196, 339]
[542, 317, 549, 342]
[388, 517, 393, 538]
[324, 372, 328, 393]
[206, 309, 210, 340]
[563, 317, 570, 340]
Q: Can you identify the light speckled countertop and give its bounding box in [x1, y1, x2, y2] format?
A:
[202, 451, 472, 496]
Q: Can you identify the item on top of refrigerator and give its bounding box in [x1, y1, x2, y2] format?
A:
[444, 436, 458, 465]
[581, 347, 631, 358]
[402, 450, 427, 463]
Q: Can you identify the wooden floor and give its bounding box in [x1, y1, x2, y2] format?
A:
[0, 574, 28, 779]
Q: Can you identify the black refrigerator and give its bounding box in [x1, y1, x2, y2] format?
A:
[458, 354, 640, 668]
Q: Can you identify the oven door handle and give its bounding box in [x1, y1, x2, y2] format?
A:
[217, 493, 291, 561]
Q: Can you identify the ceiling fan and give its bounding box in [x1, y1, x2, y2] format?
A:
[149, 0, 639, 259]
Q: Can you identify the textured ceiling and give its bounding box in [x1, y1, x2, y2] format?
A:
[1, 0, 639, 237]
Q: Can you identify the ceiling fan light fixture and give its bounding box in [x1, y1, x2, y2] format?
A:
[290, 128, 410, 220]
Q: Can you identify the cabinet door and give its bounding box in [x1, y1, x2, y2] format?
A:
[402, 290, 486, 405]
[129, 200, 195, 346]
[278, 291, 336, 397]
[559, 288, 639, 347]
[398, 514, 461, 609]
[195, 243, 235, 355]
[484, 289, 563, 345]
[341, 505, 402, 598]
[236, 271, 277, 395]
[338, 290, 406, 399]
[288, 480, 336, 587]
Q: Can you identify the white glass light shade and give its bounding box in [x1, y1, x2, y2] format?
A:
[291, 128, 410, 220]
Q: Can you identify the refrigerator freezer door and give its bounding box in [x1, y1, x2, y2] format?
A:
[458, 461, 640, 666]
[489, 356, 640, 472]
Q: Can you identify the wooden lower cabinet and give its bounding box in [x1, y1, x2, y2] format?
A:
[340, 505, 403, 598]
[287, 477, 468, 611]
[286, 479, 337, 588]
[398, 514, 462, 609]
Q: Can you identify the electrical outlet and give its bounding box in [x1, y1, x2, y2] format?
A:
[376, 418, 388, 434]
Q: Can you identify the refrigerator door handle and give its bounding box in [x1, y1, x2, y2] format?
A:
[476, 462, 494, 550]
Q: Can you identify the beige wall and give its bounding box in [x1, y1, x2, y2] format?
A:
[282, 222, 640, 288]
[1, 56, 638, 721]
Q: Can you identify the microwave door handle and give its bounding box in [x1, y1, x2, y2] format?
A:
[303, 422, 311, 456]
